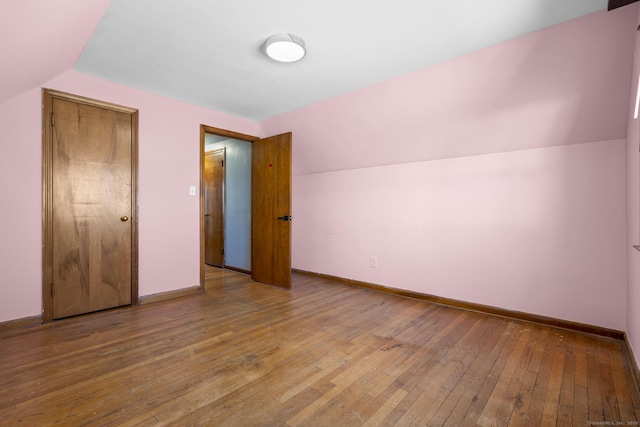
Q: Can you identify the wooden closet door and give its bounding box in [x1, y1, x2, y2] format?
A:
[49, 96, 134, 319]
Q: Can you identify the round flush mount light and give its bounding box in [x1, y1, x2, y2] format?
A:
[264, 33, 306, 63]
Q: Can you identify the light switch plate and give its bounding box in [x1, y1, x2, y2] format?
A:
[189, 186, 196, 196]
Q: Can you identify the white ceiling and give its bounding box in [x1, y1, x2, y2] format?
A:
[74, 0, 609, 121]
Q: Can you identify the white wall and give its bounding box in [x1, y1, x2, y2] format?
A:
[205, 137, 252, 271]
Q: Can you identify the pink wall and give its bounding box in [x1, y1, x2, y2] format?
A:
[263, 8, 635, 176]
[0, 0, 111, 103]
[261, 8, 636, 330]
[292, 141, 627, 329]
[626, 7, 640, 367]
[0, 92, 43, 320]
[0, 4, 636, 336]
[0, 71, 260, 322]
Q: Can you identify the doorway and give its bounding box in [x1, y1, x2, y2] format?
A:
[199, 125, 293, 289]
[204, 136, 252, 273]
[42, 89, 139, 322]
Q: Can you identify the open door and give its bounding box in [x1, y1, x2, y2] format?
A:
[251, 133, 292, 288]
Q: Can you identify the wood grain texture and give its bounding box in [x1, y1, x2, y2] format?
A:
[626, 334, 640, 399]
[137, 285, 202, 305]
[201, 125, 259, 142]
[252, 133, 292, 288]
[130, 111, 139, 305]
[51, 98, 132, 319]
[252, 135, 276, 284]
[294, 269, 626, 340]
[204, 149, 225, 267]
[0, 316, 42, 334]
[42, 89, 139, 321]
[273, 133, 292, 288]
[1, 267, 638, 425]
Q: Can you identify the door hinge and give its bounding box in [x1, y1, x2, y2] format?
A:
[221, 160, 224, 167]
[221, 248, 224, 255]
[51, 283, 54, 297]
[51, 112, 55, 127]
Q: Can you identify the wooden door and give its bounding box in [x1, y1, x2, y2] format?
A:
[204, 149, 225, 267]
[43, 90, 138, 321]
[252, 133, 292, 288]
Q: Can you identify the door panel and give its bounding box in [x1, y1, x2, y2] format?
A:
[50, 97, 134, 319]
[252, 133, 292, 288]
[204, 149, 225, 267]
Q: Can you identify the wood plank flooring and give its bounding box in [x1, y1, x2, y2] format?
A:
[1, 266, 639, 426]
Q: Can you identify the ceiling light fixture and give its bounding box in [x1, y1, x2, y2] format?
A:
[264, 33, 306, 63]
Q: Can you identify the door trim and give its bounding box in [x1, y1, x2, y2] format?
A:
[199, 125, 258, 289]
[42, 89, 139, 322]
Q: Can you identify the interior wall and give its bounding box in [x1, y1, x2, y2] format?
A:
[292, 141, 626, 330]
[261, 8, 636, 177]
[260, 7, 636, 331]
[0, 71, 260, 323]
[205, 137, 252, 271]
[0, 90, 43, 321]
[1, 5, 637, 333]
[626, 6, 640, 368]
[1, 0, 111, 103]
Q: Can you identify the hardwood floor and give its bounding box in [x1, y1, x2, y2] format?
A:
[1, 266, 639, 426]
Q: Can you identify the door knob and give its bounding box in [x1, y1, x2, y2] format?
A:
[277, 215, 292, 221]
[121, 216, 129, 222]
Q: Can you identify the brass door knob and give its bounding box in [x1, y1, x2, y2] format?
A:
[121, 216, 129, 222]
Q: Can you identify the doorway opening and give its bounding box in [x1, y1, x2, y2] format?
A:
[199, 126, 258, 288]
[203, 135, 252, 273]
[199, 125, 293, 290]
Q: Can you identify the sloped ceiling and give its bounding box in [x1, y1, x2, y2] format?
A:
[0, 0, 111, 103]
[1, 0, 616, 119]
[72, 0, 609, 120]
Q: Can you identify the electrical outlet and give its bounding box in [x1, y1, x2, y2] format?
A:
[370, 256, 377, 268]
